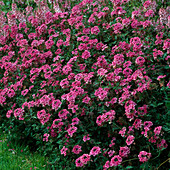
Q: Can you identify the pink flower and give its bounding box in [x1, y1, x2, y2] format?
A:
[97, 110, 116, 126]
[157, 139, 168, 150]
[43, 133, 49, 142]
[132, 10, 141, 19]
[119, 146, 130, 157]
[56, 39, 63, 48]
[38, 24, 47, 35]
[123, 61, 132, 68]
[94, 87, 108, 101]
[142, 20, 151, 28]
[39, 95, 51, 107]
[82, 96, 91, 104]
[75, 157, 84, 167]
[71, 117, 80, 126]
[112, 23, 123, 34]
[17, 39, 28, 47]
[96, 115, 103, 126]
[119, 127, 126, 137]
[163, 39, 170, 51]
[145, 9, 154, 17]
[138, 151, 151, 162]
[137, 105, 148, 116]
[154, 126, 162, 135]
[143, 1, 151, 9]
[37, 109, 51, 125]
[7, 89, 15, 98]
[109, 98, 117, 105]
[21, 89, 29, 96]
[60, 78, 69, 88]
[96, 42, 104, 50]
[110, 138, 116, 146]
[110, 155, 122, 167]
[78, 43, 88, 51]
[82, 50, 91, 59]
[108, 150, 115, 157]
[19, 22, 26, 30]
[126, 135, 135, 146]
[67, 126, 77, 137]
[157, 75, 166, 81]
[112, 54, 124, 66]
[6, 110, 13, 118]
[14, 108, 24, 120]
[122, 18, 131, 26]
[83, 134, 90, 142]
[83, 28, 90, 34]
[58, 109, 70, 119]
[80, 154, 91, 164]
[104, 110, 116, 122]
[91, 26, 100, 35]
[133, 119, 142, 130]
[28, 33, 37, 40]
[149, 136, 157, 143]
[31, 40, 39, 47]
[103, 161, 110, 169]
[89, 146, 101, 156]
[143, 121, 153, 131]
[60, 146, 68, 156]
[97, 68, 108, 76]
[135, 56, 145, 66]
[52, 119, 63, 129]
[123, 68, 132, 77]
[78, 64, 86, 71]
[62, 64, 72, 75]
[52, 99, 62, 111]
[72, 145, 82, 154]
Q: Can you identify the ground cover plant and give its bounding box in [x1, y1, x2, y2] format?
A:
[0, 0, 170, 169]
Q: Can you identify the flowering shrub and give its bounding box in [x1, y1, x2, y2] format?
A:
[0, 0, 169, 169]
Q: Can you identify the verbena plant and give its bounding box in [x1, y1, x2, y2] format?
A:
[0, 0, 169, 169]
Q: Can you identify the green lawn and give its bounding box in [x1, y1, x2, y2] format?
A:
[0, 131, 47, 170]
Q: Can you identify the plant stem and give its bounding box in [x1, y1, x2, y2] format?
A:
[157, 158, 170, 170]
[122, 157, 138, 164]
[150, 150, 161, 161]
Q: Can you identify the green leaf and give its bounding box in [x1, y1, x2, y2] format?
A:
[126, 166, 133, 169]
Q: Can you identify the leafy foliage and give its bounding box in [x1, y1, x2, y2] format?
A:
[0, 0, 169, 169]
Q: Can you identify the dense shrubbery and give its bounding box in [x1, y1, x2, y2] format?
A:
[0, 0, 170, 169]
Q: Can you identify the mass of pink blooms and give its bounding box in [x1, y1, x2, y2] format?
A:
[0, 0, 169, 169]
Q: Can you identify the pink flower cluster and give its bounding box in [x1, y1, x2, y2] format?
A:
[138, 151, 151, 162]
[37, 109, 51, 125]
[96, 110, 116, 126]
[94, 87, 108, 101]
[0, 0, 169, 169]
[75, 154, 91, 167]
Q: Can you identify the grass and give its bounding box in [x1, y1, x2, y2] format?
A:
[0, 131, 48, 170]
